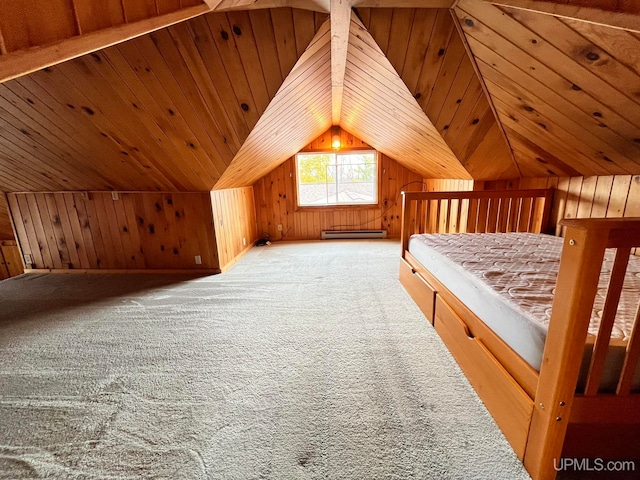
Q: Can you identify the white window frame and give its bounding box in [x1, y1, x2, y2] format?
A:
[295, 150, 379, 207]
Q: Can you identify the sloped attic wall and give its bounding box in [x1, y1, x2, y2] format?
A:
[455, 0, 640, 178]
[0, 8, 328, 192]
[356, 7, 517, 180]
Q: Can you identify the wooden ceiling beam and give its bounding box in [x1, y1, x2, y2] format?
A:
[203, 0, 225, 8]
[0, 4, 210, 85]
[353, 1, 454, 6]
[212, 0, 455, 10]
[212, 0, 331, 13]
[331, 0, 351, 125]
[481, 0, 640, 33]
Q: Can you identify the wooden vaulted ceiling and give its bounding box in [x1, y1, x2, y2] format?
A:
[1, 0, 640, 193]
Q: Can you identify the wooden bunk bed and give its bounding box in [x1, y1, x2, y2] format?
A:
[399, 188, 640, 480]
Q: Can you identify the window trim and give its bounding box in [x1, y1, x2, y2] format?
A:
[294, 150, 381, 211]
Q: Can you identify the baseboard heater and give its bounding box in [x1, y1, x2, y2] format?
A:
[321, 230, 387, 240]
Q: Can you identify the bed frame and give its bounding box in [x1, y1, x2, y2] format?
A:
[399, 188, 640, 480]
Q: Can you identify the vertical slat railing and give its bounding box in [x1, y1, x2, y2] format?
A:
[583, 247, 632, 396]
[400, 189, 555, 254]
[467, 197, 479, 233]
[524, 217, 640, 480]
[617, 304, 640, 395]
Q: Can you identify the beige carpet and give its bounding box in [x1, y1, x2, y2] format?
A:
[0, 240, 531, 479]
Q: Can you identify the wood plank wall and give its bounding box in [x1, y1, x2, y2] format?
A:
[0, 195, 14, 240]
[0, 8, 327, 192]
[485, 175, 640, 253]
[210, 187, 258, 271]
[423, 178, 476, 192]
[455, 0, 640, 177]
[357, 8, 517, 180]
[0, 0, 203, 54]
[253, 154, 424, 241]
[7, 192, 219, 271]
[0, 240, 23, 280]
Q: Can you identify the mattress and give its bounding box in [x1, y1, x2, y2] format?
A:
[408, 232, 640, 392]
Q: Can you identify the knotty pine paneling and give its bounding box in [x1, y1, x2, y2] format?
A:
[486, 175, 640, 253]
[423, 178, 475, 192]
[253, 153, 424, 241]
[455, 0, 640, 178]
[0, 195, 14, 240]
[358, 8, 517, 180]
[0, 8, 327, 192]
[7, 192, 219, 271]
[214, 17, 333, 189]
[340, 13, 469, 180]
[0, 241, 24, 280]
[210, 187, 258, 271]
[0, 0, 205, 54]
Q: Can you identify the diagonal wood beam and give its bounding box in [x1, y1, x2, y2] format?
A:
[331, 0, 351, 125]
[482, 0, 640, 33]
[0, 4, 210, 85]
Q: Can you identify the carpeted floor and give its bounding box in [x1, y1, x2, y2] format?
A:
[0, 240, 531, 479]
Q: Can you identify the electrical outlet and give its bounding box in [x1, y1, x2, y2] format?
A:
[194, 255, 202, 265]
[277, 224, 283, 231]
[111, 191, 119, 200]
[242, 237, 246, 246]
[24, 254, 33, 265]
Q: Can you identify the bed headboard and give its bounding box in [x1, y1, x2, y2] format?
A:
[400, 188, 554, 254]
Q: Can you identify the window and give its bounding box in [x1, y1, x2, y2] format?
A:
[296, 151, 378, 207]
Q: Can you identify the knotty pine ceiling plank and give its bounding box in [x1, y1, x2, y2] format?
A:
[0, 83, 122, 183]
[63, 52, 210, 188]
[204, 13, 262, 130]
[226, 10, 273, 114]
[483, 69, 640, 172]
[172, 17, 251, 143]
[501, 6, 640, 109]
[107, 39, 230, 179]
[400, 9, 438, 94]
[35, 64, 182, 190]
[560, 17, 640, 77]
[414, 9, 456, 110]
[471, 43, 640, 161]
[456, 0, 640, 176]
[141, 28, 239, 158]
[6, 76, 149, 189]
[214, 20, 332, 188]
[458, 0, 640, 129]
[0, 104, 112, 189]
[248, 9, 286, 98]
[74, 0, 126, 34]
[89, 46, 223, 185]
[270, 8, 300, 80]
[385, 8, 416, 76]
[293, 8, 317, 57]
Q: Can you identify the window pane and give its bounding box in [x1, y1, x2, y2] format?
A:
[296, 151, 377, 206]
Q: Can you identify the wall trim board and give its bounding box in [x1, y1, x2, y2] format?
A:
[24, 268, 220, 275]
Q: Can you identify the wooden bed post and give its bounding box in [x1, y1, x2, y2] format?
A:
[401, 192, 411, 256]
[524, 225, 608, 480]
[540, 188, 554, 234]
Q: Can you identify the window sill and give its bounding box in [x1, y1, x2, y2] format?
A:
[296, 203, 381, 212]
